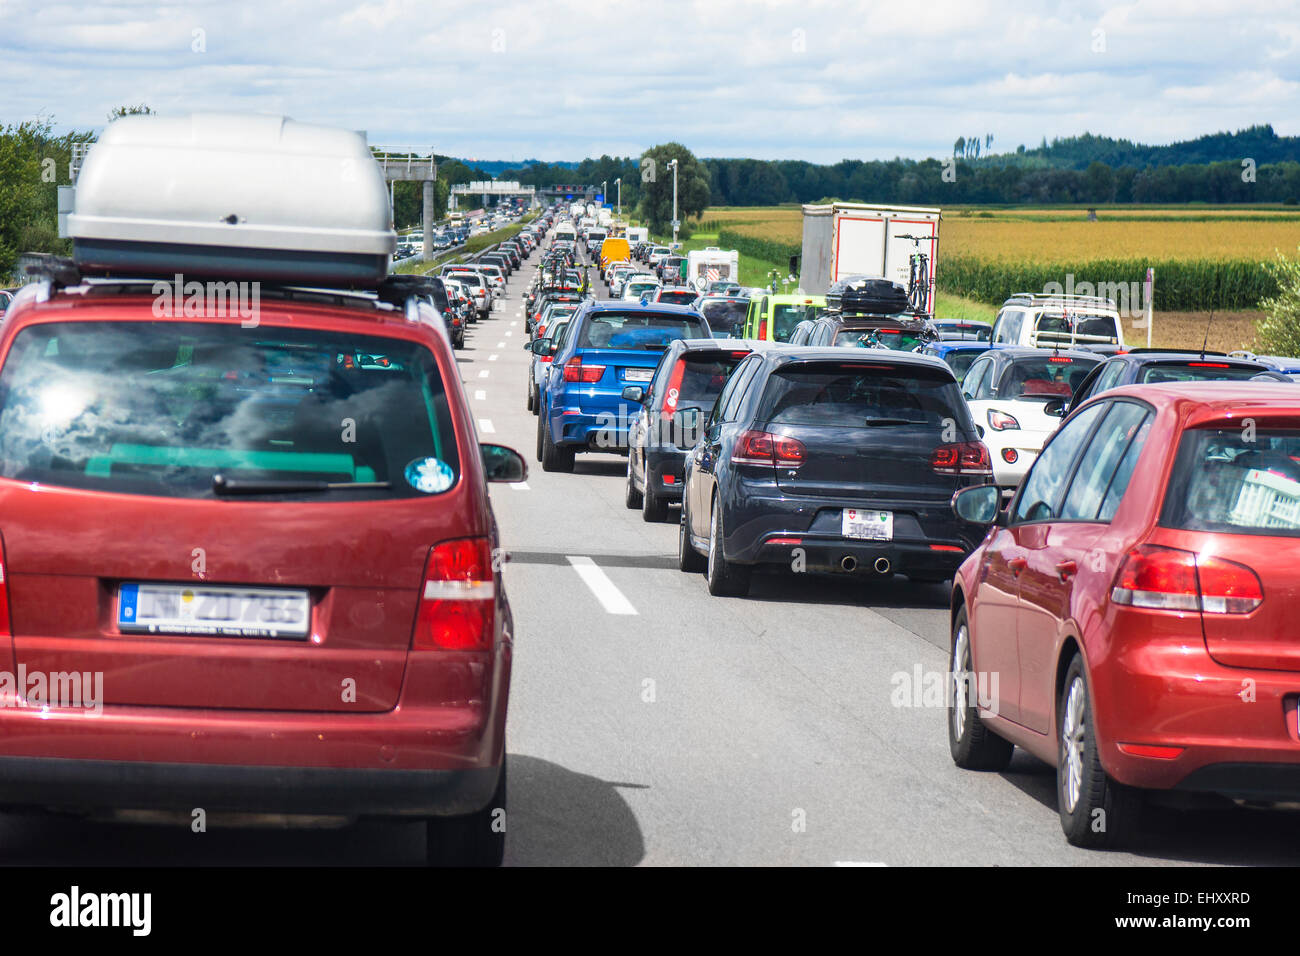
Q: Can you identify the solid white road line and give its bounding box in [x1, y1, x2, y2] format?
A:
[566, 556, 638, 615]
[478, 419, 496, 434]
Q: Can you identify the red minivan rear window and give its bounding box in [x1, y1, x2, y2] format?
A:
[0, 321, 459, 501]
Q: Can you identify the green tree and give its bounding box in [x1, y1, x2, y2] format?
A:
[1258, 248, 1300, 356]
[638, 143, 709, 236]
[107, 104, 154, 121]
[1083, 161, 1116, 203]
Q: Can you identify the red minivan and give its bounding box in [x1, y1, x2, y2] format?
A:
[0, 279, 525, 865]
[949, 383, 1300, 847]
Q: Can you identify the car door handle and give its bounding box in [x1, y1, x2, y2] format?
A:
[1008, 557, 1027, 575]
[1055, 560, 1077, 581]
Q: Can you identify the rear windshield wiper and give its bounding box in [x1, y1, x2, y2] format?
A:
[213, 474, 393, 495]
[863, 418, 922, 427]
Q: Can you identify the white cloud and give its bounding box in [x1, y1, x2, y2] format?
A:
[0, 0, 1296, 163]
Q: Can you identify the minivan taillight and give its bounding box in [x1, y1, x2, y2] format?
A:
[733, 430, 806, 466]
[931, 442, 992, 475]
[413, 538, 495, 651]
[1111, 544, 1263, 614]
[563, 356, 605, 383]
[661, 360, 687, 416]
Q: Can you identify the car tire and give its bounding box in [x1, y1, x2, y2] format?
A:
[535, 413, 545, 463]
[624, 455, 643, 509]
[530, 385, 539, 416]
[706, 496, 750, 597]
[425, 758, 506, 867]
[948, 606, 1015, 771]
[641, 467, 668, 523]
[540, 417, 575, 473]
[1057, 654, 1142, 849]
[678, 494, 707, 572]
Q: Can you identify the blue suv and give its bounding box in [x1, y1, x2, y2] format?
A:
[536, 301, 711, 472]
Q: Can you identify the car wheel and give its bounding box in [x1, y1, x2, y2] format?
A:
[530, 385, 539, 416]
[525, 383, 533, 412]
[678, 495, 707, 572]
[948, 607, 1014, 771]
[1057, 654, 1142, 848]
[540, 417, 574, 473]
[625, 454, 643, 509]
[535, 413, 545, 463]
[706, 495, 750, 596]
[641, 466, 668, 522]
[426, 758, 506, 867]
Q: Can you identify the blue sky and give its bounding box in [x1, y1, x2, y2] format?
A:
[2, 0, 1297, 163]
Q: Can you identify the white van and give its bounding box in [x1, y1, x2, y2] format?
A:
[990, 293, 1125, 349]
[685, 247, 740, 292]
[553, 223, 577, 244]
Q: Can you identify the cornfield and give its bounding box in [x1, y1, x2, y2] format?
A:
[700, 205, 1300, 310]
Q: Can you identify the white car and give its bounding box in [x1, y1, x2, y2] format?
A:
[623, 278, 661, 302]
[990, 292, 1124, 350]
[960, 347, 1103, 496]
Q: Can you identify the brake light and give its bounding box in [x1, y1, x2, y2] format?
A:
[662, 360, 687, 416]
[1110, 544, 1262, 614]
[1048, 356, 1073, 363]
[1188, 362, 1230, 368]
[758, 319, 767, 340]
[563, 356, 605, 383]
[733, 430, 806, 466]
[931, 442, 992, 475]
[413, 538, 494, 651]
[987, 409, 1020, 431]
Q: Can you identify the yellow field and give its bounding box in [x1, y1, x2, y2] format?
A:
[699, 205, 1300, 262]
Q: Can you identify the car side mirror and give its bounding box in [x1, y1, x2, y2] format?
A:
[480, 443, 528, 482]
[621, 385, 646, 404]
[952, 484, 1002, 526]
[1044, 399, 1068, 418]
[671, 406, 702, 447]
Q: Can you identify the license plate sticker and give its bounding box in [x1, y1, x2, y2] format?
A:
[842, 508, 893, 541]
[118, 584, 311, 639]
[623, 367, 654, 382]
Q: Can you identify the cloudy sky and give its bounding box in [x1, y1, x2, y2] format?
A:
[2, 0, 1298, 164]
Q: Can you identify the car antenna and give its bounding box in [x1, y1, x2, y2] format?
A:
[1200, 309, 1215, 361]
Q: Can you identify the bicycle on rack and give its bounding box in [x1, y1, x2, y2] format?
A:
[895, 233, 936, 315]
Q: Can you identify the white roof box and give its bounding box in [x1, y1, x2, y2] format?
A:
[68, 113, 396, 285]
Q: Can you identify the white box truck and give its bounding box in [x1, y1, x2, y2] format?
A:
[625, 226, 649, 246]
[686, 247, 740, 292]
[799, 202, 941, 315]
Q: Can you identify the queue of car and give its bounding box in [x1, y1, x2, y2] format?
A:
[521, 206, 1300, 852]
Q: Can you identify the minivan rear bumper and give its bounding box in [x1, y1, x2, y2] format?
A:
[0, 755, 499, 817]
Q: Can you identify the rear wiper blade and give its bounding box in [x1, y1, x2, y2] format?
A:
[863, 418, 920, 427]
[213, 474, 393, 495]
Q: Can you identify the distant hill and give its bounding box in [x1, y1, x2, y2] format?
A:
[976, 125, 1300, 170]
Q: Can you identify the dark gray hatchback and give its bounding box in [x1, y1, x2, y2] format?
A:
[676, 348, 994, 596]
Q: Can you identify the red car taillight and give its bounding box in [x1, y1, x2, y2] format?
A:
[661, 360, 687, 416]
[1110, 544, 1263, 614]
[413, 538, 495, 651]
[732, 430, 806, 466]
[563, 356, 605, 383]
[931, 442, 992, 475]
[987, 409, 1019, 431]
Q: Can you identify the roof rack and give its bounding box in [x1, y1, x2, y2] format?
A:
[1005, 292, 1117, 310]
[21, 253, 446, 318]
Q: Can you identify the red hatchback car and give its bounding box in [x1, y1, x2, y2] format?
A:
[949, 383, 1300, 847]
[0, 279, 524, 865]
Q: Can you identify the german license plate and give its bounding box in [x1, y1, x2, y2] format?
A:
[624, 367, 653, 382]
[842, 508, 893, 541]
[117, 583, 311, 639]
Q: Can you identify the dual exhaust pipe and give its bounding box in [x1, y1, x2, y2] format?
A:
[839, 555, 891, 574]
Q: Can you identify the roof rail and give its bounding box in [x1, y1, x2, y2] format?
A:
[1004, 292, 1118, 310]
